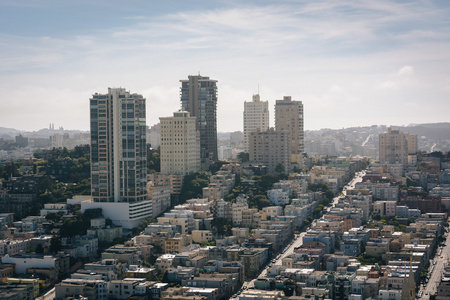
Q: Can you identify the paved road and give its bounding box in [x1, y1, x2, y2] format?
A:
[419, 223, 450, 299]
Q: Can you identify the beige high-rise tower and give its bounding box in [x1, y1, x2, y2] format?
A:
[243, 94, 269, 152]
[160, 111, 201, 175]
[249, 128, 291, 174]
[275, 96, 304, 154]
[379, 128, 418, 165]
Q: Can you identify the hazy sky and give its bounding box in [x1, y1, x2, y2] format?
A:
[1, 0, 449, 132]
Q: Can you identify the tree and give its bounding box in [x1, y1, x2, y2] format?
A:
[180, 172, 210, 201]
[275, 163, 285, 174]
[133, 217, 156, 235]
[147, 146, 160, 173]
[0, 162, 20, 180]
[45, 212, 62, 223]
[257, 174, 279, 193]
[248, 194, 272, 210]
[308, 183, 334, 203]
[50, 237, 62, 253]
[237, 152, 249, 163]
[211, 218, 232, 236]
[35, 244, 44, 254]
[209, 161, 229, 175]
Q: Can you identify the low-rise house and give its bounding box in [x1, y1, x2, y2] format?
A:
[101, 244, 143, 266]
[365, 238, 390, 259]
[156, 254, 175, 272]
[125, 265, 155, 280]
[167, 267, 195, 283]
[0, 238, 31, 256]
[3, 278, 39, 299]
[340, 239, 363, 257]
[164, 233, 192, 254]
[40, 203, 68, 217]
[2, 253, 70, 280]
[192, 230, 213, 244]
[108, 278, 146, 299]
[55, 278, 107, 300]
[267, 189, 290, 206]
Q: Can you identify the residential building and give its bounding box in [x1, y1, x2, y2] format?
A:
[243, 94, 269, 152]
[158, 210, 195, 234]
[267, 189, 290, 206]
[249, 128, 290, 174]
[147, 122, 161, 149]
[160, 111, 201, 175]
[379, 128, 418, 165]
[147, 181, 171, 217]
[180, 75, 218, 164]
[55, 279, 107, 300]
[274, 96, 304, 154]
[85, 88, 152, 229]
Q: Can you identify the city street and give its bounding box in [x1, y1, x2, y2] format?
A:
[242, 170, 366, 289]
[419, 223, 450, 299]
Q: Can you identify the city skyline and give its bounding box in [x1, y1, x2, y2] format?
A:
[1, 0, 450, 132]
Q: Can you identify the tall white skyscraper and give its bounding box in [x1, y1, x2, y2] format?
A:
[83, 88, 152, 229]
[160, 111, 201, 175]
[243, 94, 269, 152]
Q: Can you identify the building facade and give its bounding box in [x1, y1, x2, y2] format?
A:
[274, 96, 304, 154]
[249, 128, 290, 174]
[243, 94, 269, 152]
[87, 88, 152, 229]
[160, 111, 200, 175]
[180, 75, 218, 164]
[379, 128, 418, 165]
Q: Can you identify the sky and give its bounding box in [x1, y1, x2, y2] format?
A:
[0, 0, 449, 132]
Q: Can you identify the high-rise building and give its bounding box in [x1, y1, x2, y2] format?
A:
[147, 123, 161, 149]
[275, 96, 304, 154]
[180, 75, 218, 164]
[160, 111, 201, 175]
[379, 127, 418, 165]
[83, 88, 152, 229]
[243, 94, 269, 152]
[249, 128, 290, 174]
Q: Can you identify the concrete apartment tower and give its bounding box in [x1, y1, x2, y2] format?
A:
[249, 128, 291, 174]
[160, 111, 201, 175]
[180, 75, 218, 167]
[84, 88, 152, 229]
[243, 94, 269, 152]
[274, 96, 304, 154]
[379, 127, 418, 165]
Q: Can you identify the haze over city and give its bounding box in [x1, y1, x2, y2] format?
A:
[1, 0, 450, 132]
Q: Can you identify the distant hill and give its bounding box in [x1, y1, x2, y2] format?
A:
[392, 123, 450, 140]
[0, 127, 23, 140]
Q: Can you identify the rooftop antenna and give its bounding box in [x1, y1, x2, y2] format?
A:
[258, 84, 260, 95]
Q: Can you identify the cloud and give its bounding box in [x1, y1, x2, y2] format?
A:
[398, 65, 413, 76]
[1, 1, 450, 131]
